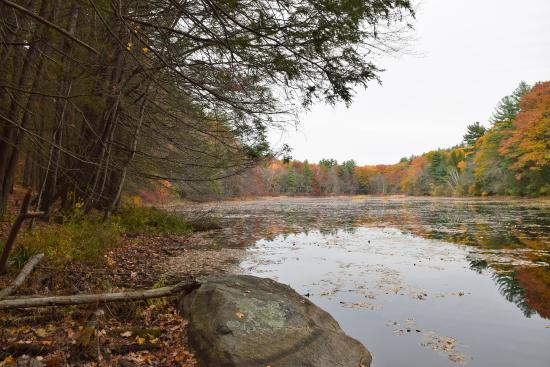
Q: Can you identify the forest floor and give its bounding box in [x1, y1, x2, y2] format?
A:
[0, 192, 274, 367]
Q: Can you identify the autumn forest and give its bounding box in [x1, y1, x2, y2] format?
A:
[187, 81, 550, 199]
[0, 1, 549, 366]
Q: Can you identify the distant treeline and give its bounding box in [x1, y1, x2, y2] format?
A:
[182, 81, 549, 198]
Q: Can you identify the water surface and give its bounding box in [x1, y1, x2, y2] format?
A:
[219, 197, 550, 367]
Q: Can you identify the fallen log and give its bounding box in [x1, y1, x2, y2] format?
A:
[0, 280, 200, 310]
[0, 310, 65, 327]
[0, 343, 53, 359]
[0, 253, 44, 299]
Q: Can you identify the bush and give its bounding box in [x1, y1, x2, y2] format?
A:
[16, 218, 123, 265]
[113, 206, 193, 236]
[9, 205, 192, 267]
[187, 215, 221, 232]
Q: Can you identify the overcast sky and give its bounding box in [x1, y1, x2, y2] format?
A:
[269, 0, 550, 165]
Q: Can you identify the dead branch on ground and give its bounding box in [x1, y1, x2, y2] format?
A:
[0, 280, 200, 310]
[0, 253, 44, 299]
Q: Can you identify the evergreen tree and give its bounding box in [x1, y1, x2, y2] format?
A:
[490, 82, 531, 126]
[463, 122, 487, 145]
[302, 161, 313, 194]
[286, 167, 297, 194]
[0, 0, 415, 215]
[319, 159, 338, 169]
[428, 152, 448, 184]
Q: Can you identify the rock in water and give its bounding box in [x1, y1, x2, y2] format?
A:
[179, 274, 372, 367]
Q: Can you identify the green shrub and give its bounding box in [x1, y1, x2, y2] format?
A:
[16, 218, 123, 265]
[9, 206, 192, 267]
[188, 215, 221, 232]
[113, 206, 192, 236]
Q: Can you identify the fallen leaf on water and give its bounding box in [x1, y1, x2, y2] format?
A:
[120, 330, 133, 337]
[339, 301, 377, 310]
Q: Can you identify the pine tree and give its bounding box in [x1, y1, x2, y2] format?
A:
[463, 122, 487, 145]
[490, 82, 531, 126]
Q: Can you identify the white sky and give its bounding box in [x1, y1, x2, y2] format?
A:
[269, 0, 550, 165]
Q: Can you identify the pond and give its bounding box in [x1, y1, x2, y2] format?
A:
[180, 196, 550, 367]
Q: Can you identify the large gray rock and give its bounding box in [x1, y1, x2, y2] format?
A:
[179, 274, 371, 367]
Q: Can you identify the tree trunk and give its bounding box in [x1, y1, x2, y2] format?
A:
[38, 3, 79, 215]
[0, 0, 49, 216]
[0, 189, 43, 273]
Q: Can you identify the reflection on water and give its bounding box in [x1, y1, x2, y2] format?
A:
[241, 227, 550, 367]
[176, 197, 550, 366]
[180, 196, 550, 367]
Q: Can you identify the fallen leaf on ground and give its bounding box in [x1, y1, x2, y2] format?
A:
[1, 356, 14, 366]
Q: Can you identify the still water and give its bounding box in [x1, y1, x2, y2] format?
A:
[225, 197, 550, 367]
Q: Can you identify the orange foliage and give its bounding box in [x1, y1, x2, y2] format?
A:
[401, 156, 428, 192]
[138, 180, 172, 204]
[501, 81, 550, 172]
[515, 267, 550, 318]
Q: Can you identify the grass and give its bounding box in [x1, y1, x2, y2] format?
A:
[14, 217, 123, 265]
[6, 205, 194, 267]
[113, 206, 193, 236]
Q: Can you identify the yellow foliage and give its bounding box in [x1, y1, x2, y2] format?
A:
[131, 195, 142, 206]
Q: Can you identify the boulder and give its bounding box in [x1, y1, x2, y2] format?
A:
[179, 274, 371, 367]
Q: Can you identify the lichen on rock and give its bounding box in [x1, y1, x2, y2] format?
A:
[179, 274, 372, 367]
